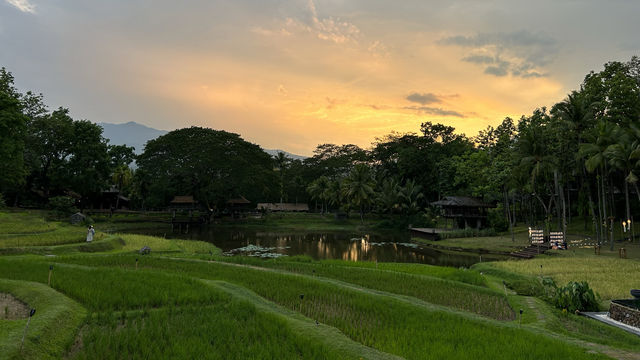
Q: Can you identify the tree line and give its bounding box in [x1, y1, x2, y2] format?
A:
[2, 56, 640, 242]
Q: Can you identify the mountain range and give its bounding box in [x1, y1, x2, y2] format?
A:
[98, 121, 306, 160]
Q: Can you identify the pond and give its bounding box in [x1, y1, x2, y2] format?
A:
[133, 226, 504, 268]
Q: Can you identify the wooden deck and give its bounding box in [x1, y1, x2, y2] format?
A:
[409, 228, 450, 241]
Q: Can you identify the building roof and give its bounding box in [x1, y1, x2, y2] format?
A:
[431, 196, 493, 208]
[227, 196, 250, 205]
[170, 195, 197, 204]
[257, 203, 309, 211]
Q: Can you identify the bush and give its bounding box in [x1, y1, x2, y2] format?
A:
[48, 196, 78, 216]
[0, 193, 5, 208]
[487, 207, 509, 232]
[551, 281, 599, 312]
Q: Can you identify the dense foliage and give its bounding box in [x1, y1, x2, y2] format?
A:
[137, 127, 277, 209]
[3, 56, 640, 234]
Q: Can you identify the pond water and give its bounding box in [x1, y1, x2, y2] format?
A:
[134, 226, 504, 268]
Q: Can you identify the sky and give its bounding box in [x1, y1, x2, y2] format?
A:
[1, 0, 639, 156]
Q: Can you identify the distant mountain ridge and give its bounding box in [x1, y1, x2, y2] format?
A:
[98, 121, 167, 154]
[263, 149, 306, 160]
[98, 121, 306, 159]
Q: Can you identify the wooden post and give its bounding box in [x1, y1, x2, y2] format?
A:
[48, 265, 52, 286]
[135, 258, 138, 270]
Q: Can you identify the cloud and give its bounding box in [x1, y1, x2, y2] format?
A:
[403, 106, 465, 118]
[406, 92, 441, 105]
[440, 30, 557, 78]
[5, 0, 35, 13]
[484, 63, 509, 77]
[254, 0, 363, 45]
[461, 54, 495, 64]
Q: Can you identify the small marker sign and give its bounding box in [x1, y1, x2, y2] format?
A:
[529, 228, 544, 244]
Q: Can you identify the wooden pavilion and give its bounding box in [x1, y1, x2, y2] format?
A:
[431, 196, 494, 229]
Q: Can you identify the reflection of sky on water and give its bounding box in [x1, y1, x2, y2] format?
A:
[146, 228, 497, 267]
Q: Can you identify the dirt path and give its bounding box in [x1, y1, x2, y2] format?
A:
[0, 292, 29, 320]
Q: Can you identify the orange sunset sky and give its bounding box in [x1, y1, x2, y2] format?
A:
[2, 0, 639, 155]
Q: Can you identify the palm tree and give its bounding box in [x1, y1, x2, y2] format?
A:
[399, 179, 424, 215]
[111, 165, 132, 209]
[342, 164, 375, 222]
[606, 125, 640, 242]
[307, 176, 330, 213]
[376, 178, 401, 214]
[327, 179, 343, 211]
[580, 120, 617, 249]
[273, 152, 290, 204]
[517, 125, 556, 232]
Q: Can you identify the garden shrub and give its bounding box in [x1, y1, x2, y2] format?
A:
[552, 281, 599, 312]
[48, 196, 78, 216]
[487, 207, 509, 232]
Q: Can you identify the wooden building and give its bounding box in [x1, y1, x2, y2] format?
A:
[227, 196, 251, 211]
[257, 203, 309, 212]
[431, 196, 494, 229]
[169, 195, 199, 211]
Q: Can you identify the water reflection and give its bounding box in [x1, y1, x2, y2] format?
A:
[131, 226, 502, 268]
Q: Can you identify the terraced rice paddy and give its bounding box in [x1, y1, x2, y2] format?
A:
[1, 211, 637, 359]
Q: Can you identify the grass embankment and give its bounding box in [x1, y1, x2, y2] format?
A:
[481, 250, 640, 302]
[0, 210, 220, 256]
[0, 279, 85, 360]
[413, 225, 532, 254]
[0, 211, 86, 248]
[474, 264, 640, 354]
[0, 258, 377, 359]
[223, 256, 513, 320]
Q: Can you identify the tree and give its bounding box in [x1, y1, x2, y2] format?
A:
[65, 119, 112, 205]
[273, 152, 290, 204]
[376, 178, 401, 214]
[0, 68, 27, 194]
[108, 144, 136, 169]
[342, 164, 375, 222]
[138, 127, 276, 209]
[307, 176, 330, 213]
[112, 165, 133, 209]
[304, 144, 368, 180]
[399, 179, 424, 215]
[580, 121, 618, 248]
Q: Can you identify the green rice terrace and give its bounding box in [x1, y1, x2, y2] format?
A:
[1, 210, 640, 359]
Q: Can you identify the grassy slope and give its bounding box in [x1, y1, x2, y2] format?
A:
[485, 251, 640, 301]
[52, 254, 612, 359]
[0, 211, 635, 359]
[0, 279, 86, 360]
[222, 256, 513, 320]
